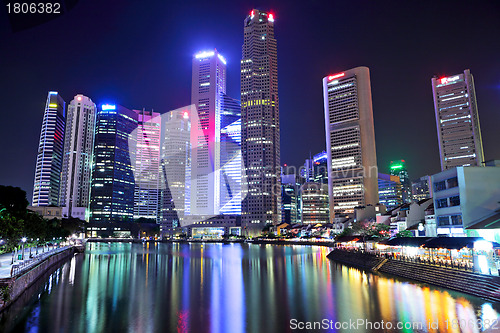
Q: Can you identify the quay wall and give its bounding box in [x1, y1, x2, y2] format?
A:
[327, 249, 500, 303]
[0, 246, 83, 312]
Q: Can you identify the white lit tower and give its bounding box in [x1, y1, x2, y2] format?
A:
[431, 69, 484, 170]
[32, 91, 66, 207]
[60, 94, 96, 220]
[133, 109, 161, 222]
[190, 49, 227, 215]
[241, 9, 280, 234]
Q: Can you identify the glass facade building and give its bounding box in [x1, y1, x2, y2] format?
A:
[32, 91, 66, 207]
[133, 109, 161, 222]
[389, 160, 411, 203]
[378, 173, 403, 210]
[159, 107, 192, 232]
[89, 104, 138, 223]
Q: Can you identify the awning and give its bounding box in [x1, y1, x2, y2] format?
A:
[422, 237, 500, 250]
[381, 237, 432, 247]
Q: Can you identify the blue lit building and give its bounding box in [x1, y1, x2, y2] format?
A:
[32, 91, 66, 207]
[219, 94, 242, 215]
[281, 174, 302, 225]
[390, 160, 411, 203]
[378, 173, 403, 210]
[304, 151, 328, 184]
[89, 104, 138, 223]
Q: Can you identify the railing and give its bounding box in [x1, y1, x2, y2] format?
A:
[10, 246, 71, 278]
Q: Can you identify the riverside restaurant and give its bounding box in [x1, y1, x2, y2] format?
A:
[335, 236, 500, 276]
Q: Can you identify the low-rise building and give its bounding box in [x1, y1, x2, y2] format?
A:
[28, 206, 63, 219]
[431, 164, 500, 237]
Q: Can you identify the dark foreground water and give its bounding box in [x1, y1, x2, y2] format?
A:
[1, 242, 499, 333]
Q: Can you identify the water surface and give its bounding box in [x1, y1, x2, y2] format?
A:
[1, 242, 498, 332]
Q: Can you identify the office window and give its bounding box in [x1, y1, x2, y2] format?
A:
[434, 181, 446, 192]
[449, 195, 460, 207]
[436, 198, 448, 209]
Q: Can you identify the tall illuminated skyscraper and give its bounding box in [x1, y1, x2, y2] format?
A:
[89, 104, 138, 223]
[219, 95, 242, 214]
[160, 107, 191, 233]
[241, 9, 280, 234]
[190, 49, 227, 215]
[133, 109, 161, 221]
[60, 94, 96, 220]
[32, 91, 65, 207]
[322, 67, 378, 219]
[431, 69, 484, 170]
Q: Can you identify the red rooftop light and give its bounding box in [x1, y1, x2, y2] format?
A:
[328, 73, 345, 81]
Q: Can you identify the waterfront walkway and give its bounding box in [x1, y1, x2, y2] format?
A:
[0, 245, 67, 279]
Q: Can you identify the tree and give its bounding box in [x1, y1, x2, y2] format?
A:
[396, 230, 413, 238]
[0, 212, 24, 251]
[0, 185, 29, 215]
[61, 217, 85, 235]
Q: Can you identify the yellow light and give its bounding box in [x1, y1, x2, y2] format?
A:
[49, 103, 58, 108]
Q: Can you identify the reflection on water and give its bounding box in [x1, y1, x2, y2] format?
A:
[1, 243, 498, 332]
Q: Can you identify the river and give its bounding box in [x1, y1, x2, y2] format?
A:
[1, 242, 498, 332]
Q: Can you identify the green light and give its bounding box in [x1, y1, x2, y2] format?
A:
[390, 164, 404, 170]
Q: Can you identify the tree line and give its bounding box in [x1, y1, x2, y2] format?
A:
[0, 185, 84, 252]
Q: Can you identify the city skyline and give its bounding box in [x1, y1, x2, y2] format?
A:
[2, 1, 500, 199]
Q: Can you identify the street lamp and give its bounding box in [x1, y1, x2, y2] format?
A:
[21, 237, 27, 260]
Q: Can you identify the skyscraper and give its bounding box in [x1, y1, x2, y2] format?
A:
[389, 160, 411, 203]
[133, 109, 161, 222]
[159, 107, 192, 233]
[378, 173, 403, 210]
[322, 67, 378, 220]
[89, 104, 138, 223]
[301, 182, 329, 224]
[431, 69, 484, 170]
[281, 173, 302, 225]
[190, 49, 227, 216]
[32, 91, 65, 207]
[60, 94, 96, 220]
[219, 95, 242, 214]
[304, 151, 328, 184]
[241, 9, 280, 234]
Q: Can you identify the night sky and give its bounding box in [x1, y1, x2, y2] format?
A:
[1, 0, 500, 202]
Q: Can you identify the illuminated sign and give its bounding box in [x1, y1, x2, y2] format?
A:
[77, 96, 82, 101]
[328, 73, 345, 81]
[102, 104, 116, 111]
[195, 51, 215, 59]
[183, 111, 189, 119]
[313, 152, 327, 162]
[48, 103, 58, 108]
[439, 75, 460, 85]
[49, 91, 57, 95]
[268, 13, 274, 22]
[250, 10, 254, 19]
[390, 164, 403, 170]
[217, 53, 227, 65]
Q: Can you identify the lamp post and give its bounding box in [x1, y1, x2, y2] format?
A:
[21, 237, 27, 260]
[36, 238, 39, 255]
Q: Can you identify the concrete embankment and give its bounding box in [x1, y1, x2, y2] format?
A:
[0, 246, 84, 312]
[327, 249, 500, 303]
